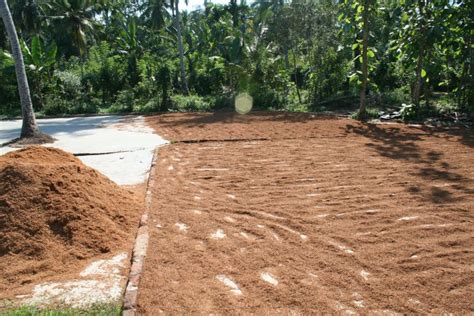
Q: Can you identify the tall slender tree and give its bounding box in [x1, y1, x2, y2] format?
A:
[0, 0, 51, 142]
[412, 0, 427, 107]
[358, 0, 370, 117]
[173, 0, 189, 95]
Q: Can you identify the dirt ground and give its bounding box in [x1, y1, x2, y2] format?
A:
[138, 112, 474, 314]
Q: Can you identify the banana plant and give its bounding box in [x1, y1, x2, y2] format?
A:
[117, 16, 142, 87]
[20, 35, 57, 108]
[21, 35, 57, 72]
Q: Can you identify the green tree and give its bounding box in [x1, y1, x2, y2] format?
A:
[340, 0, 376, 118]
[392, 0, 446, 107]
[0, 0, 50, 141]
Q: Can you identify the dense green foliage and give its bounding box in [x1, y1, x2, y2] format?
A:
[0, 0, 472, 119]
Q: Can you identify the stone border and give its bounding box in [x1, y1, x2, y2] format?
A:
[122, 147, 160, 315]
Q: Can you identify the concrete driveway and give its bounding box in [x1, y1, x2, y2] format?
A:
[0, 115, 168, 185]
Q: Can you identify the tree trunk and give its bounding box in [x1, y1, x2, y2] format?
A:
[293, 51, 302, 104]
[230, 0, 238, 28]
[424, 48, 432, 107]
[175, 0, 189, 95]
[358, 0, 369, 117]
[284, 48, 290, 71]
[284, 47, 290, 98]
[461, 29, 473, 111]
[413, 43, 425, 107]
[412, 0, 426, 107]
[0, 0, 39, 138]
[467, 33, 473, 112]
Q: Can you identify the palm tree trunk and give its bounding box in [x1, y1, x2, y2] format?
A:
[175, 0, 189, 95]
[0, 0, 39, 138]
[230, 0, 238, 28]
[359, 0, 369, 117]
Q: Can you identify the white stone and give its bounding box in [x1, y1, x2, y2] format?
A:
[175, 222, 189, 232]
[260, 272, 279, 286]
[216, 275, 242, 295]
[210, 229, 226, 239]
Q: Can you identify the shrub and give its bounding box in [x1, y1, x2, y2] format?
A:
[42, 96, 99, 115]
[134, 97, 162, 113]
[54, 70, 82, 98]
[248, 85, 283, 110]
[170, 95, 213, 112]
[400, 103, 417, 121]
[82, 42, 127, 103]
[42, 96, 71, 115]
[350, 107, 380, 120]
[0, 101, 21, 118]
[109, 90, 136, 112]
[71, 98, 100, 114]
[382, 87, 411, 106]
[211, 94, 233, 110]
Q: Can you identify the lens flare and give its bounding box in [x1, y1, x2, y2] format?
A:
[235, 93, 253, 115]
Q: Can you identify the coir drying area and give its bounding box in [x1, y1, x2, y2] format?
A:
[137, 113, 474, 314]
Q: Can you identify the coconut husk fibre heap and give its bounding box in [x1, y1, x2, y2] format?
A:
[0, 146, 141, 296]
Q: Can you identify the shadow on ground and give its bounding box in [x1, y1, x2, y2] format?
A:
[148, 111, 339, 128]
[345, 123, 474, 204]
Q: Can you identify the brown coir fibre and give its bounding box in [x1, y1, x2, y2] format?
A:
[139, 113, 474, 314]
[0, 146, 141, 298]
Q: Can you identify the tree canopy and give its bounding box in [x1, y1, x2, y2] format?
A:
[0, 0, 472, 120]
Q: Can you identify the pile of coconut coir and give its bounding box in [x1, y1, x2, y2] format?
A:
[0, 146, 141, 296]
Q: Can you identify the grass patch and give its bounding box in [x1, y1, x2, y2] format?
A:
[0, 304, 121, 316]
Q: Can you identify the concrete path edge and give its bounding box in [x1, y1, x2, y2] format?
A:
[122, 146, 161, 315]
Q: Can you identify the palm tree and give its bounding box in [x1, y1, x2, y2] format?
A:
[253, 0, 291, 95]
[0, 0, 51, 142]
[143, 0, 167, 29]
[143, 0, 189, 95]
[173, 0, 189, 95]
[9, 0, 43, 37]
[47, 0, 99, 57]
